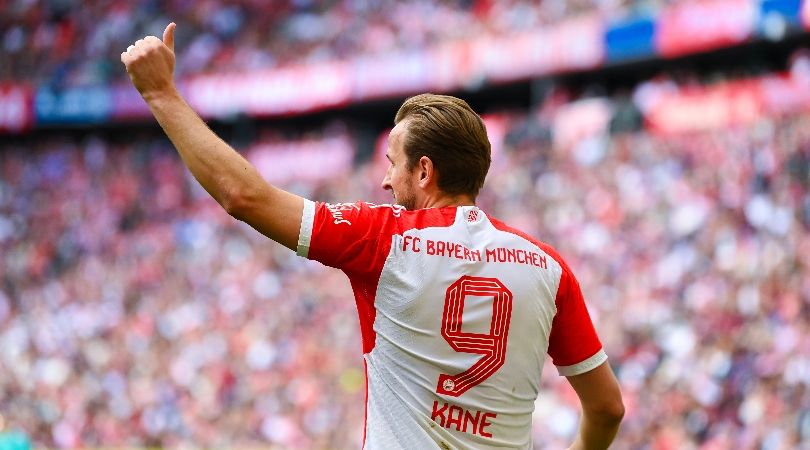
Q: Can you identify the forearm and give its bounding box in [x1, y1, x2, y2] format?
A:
[143, 87, 265, 210]
[121, 24, 305, 250]
[569, 411, 622, 450]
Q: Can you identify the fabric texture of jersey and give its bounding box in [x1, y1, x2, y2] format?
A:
[297, 200, 607, 449]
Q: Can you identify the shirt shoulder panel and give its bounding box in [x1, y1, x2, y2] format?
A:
[487, 216, 566, 271]
[488, 216, 605, 372]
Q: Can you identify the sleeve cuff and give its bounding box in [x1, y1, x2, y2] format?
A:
[297, 199, 316, 258]
[556, 349, 608, 377]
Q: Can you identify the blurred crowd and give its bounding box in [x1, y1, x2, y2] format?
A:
[0, 130, 368, 448]
[495, 104, 810, 449]
[1, 76, 809, 449]
[2, 0, 672, 88]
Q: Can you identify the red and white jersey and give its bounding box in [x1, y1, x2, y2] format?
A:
[297, 201, 607, 449]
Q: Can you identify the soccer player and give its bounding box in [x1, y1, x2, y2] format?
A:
[121, 23, 624, 450]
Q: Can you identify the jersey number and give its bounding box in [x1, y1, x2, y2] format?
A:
[437, 275, 513, 397]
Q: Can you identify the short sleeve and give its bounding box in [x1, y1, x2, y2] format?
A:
[547, 266, 607, 376]
[297, 200, 399, 275]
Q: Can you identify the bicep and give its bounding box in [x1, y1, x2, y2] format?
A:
[547, 267, 605, 373]
[565, 361, 623, 414]
[228, 182, 306, 251]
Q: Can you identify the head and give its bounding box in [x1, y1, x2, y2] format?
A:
[381, 93, 492, 210]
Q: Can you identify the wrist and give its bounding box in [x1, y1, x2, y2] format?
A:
[142, 84, 182, 105]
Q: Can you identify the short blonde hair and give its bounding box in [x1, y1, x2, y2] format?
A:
[394, 94, 491, 198]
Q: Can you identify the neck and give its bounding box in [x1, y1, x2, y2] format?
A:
[418, 192, 475, 209]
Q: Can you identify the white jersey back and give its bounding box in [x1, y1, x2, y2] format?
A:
[297, 201, 606, 449]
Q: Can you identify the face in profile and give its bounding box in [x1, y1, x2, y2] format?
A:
[381, 121, 419, 210]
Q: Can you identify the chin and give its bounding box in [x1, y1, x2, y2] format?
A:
[391, 191, 416, 211]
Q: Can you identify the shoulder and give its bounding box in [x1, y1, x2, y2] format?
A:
[487, 215, 572, 273]
[396, 205, 458, 232]
[324, 202, 458, 232]
[311, 201, 402, 227]
[311, 202, 458, 237]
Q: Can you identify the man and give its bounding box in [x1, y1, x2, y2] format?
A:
[121, 23, 624, 449]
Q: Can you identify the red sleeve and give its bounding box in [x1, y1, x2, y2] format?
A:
[296, 200, 402, 354]
[296, 200, 399, 275]
[546, 264, 607, 376]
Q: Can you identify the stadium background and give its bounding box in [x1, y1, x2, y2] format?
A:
[1, 0, 810, 448]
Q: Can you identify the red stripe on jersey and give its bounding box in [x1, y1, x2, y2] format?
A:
[487, 217, 603, 368]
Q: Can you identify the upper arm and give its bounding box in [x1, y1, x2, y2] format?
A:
[565, 361, 624, 419]
[547, 266, 606, 375]
[226, 182, 305, 252]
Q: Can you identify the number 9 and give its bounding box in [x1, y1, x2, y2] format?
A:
[437, 275, 513, 397]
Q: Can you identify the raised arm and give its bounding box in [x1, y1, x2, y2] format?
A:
[120, 23, 303, 250]
[566, 361, 625, 450]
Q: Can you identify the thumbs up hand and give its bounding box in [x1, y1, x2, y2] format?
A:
[121, 23, 177, 99]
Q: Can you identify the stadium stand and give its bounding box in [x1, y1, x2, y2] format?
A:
[1, 70, 809, 447]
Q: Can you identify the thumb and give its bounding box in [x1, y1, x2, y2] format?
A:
[163, 22, 176, 52]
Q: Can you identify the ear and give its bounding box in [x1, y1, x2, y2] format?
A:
[417, 156, 434, 189]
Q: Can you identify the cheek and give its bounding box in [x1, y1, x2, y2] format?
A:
[391, 169, 404, 186]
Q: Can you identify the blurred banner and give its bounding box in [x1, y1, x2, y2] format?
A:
[35, 86, 112, 125]
[456, 14, 604, 85]
[0, 84, 33, 133]
[644, 80, 763, 133]
[188, 64, 353, 118]
[30, 70, 810, 138]
[605, 17, 656, 62]
[351, 51, 435, 101]
[655, 0, 755, 57]
[185, 14, 604, 118]
[605, 16, 657, 62]
[16, 0, 810, 130]
[757, 0, 803, 38]
[640, 71, 810, 133]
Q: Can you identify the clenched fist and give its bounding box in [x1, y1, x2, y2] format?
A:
[121, 22, 177, 98]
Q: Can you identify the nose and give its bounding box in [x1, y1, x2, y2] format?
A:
[381, 166, 392, 191]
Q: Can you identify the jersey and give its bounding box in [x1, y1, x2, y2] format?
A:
[296, 201, 607, 449]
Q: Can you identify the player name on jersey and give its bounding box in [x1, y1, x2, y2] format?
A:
[400, 236, 549, 269]
[430, 400, 497, 438]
